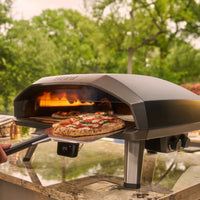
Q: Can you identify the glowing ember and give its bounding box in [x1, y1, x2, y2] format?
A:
[37, 92, 94, 107]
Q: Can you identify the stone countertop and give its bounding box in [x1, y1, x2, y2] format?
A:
[0, 170, 166, 200]
[1, 137, 200, 199]
[0, 138, 166, 199]
[0, 171, 74, 200]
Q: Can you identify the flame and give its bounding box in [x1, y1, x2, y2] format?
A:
[37, 92, 94, 107]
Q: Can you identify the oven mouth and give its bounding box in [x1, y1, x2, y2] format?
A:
[35, 85, 98, 108]
[14, 84, 135, 129]
[37, 91, 95, 107]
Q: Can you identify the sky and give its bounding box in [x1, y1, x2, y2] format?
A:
[11, 0, 84, 20]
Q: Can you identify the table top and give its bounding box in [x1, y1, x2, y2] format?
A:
[1, 137, 200, 199]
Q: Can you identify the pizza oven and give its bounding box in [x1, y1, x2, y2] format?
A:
[10, 74, 200, 189]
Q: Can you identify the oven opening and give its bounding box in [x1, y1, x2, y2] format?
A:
[15, 85, 134, 124]
[36, 86, 95, 107]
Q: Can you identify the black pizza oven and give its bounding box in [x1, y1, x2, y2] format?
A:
[12, 74, 200, 189]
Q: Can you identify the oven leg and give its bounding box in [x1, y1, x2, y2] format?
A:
[124, 140, 145, 189]
[23, 145, 38, 162]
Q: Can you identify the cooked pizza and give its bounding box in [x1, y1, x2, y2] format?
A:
[51, 111, 81, 119]
[52, 113, 125, 137]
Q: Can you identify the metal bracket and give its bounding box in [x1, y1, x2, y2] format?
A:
[23, 145, 38, 162]
[22, 137, 51, 161]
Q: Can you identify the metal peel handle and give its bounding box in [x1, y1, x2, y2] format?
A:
[4, 134, 49, 156]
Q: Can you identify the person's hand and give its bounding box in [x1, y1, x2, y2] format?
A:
[0, 144, 11, 164]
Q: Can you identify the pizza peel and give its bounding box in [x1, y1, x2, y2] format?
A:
[4, 127, 124, 156]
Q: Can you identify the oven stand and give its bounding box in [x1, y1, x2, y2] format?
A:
[124, 140, 145, 189]
[23, 145, 38, 162]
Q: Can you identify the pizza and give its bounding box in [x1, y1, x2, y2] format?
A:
[52, 112, 125, 137]
[51, 111, 81, 119]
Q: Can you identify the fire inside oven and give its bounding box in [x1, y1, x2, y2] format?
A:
[15, 85, 132, 119]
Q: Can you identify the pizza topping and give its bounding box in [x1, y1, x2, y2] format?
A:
[68, 111, 81, 115]
[91, 119, 101, 123]
[80, 120, 92, 124]
[101, 120, 109, 124]
[94, 111, 106, 115]
[67, 125, 78, 129]
[52, 111, 81, 119]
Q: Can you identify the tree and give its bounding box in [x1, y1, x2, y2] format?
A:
[90, 0, 169, 74]
[32, 9, 104, 74]
[165, 41, 200, 83]
[0, 0, 13, 113]
[88, 0, 200, 78]
[0, 19, 62, 113]
[0, 0, 11, 25]
[0, 0, 12, 72]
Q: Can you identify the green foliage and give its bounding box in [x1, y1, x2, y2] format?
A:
[0, 0, 12, 25]
[32, 9, 105, 74]
[165, 42, 200, 83]
[0, 19, 62, 113]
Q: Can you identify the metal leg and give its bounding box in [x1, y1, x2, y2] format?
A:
[124, 140, 145, 189]
[23, 161, 42, 185]
[23, 145, 38, 162]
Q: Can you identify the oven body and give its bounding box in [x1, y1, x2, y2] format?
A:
[13, 74, 200, 188]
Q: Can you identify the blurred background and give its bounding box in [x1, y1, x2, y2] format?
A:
[1, 0, 200, 114]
